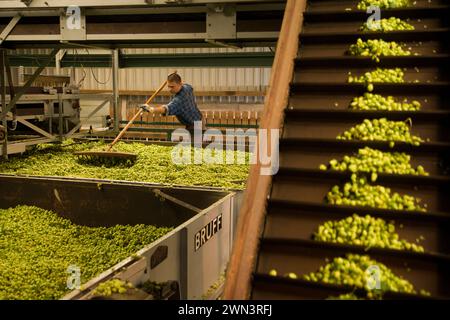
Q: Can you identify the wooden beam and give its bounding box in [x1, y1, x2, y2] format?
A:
[222, 0, 305, 300]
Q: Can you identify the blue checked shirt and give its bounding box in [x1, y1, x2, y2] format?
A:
[166, 84, 202, 127]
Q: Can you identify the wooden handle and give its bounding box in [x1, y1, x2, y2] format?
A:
[141, 69, 176, 105]
[107, 73, 175, 151]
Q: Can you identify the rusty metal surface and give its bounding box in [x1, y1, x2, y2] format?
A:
[0, 174, 227, 227]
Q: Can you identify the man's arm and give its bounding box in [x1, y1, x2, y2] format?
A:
[139, 104, 168, 115]
[140, 95, 181, 116]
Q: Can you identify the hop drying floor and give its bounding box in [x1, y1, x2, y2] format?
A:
[0, 140, 250, 190]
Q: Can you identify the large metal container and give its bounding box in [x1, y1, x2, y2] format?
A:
[0, 174, 241, 300]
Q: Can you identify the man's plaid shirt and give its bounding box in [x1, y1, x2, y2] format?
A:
[166, 84, 202, 126]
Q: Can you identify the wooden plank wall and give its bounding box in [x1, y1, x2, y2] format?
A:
[125, 107, 260, 131]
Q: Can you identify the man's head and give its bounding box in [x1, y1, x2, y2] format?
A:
[167, 73, 183, 94]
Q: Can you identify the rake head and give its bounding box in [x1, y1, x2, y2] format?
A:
[74, 151, 137, 167]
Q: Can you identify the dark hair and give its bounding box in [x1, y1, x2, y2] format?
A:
[168, 73, 182, 84]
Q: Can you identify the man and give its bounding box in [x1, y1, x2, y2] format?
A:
[140, 73, 203, 131]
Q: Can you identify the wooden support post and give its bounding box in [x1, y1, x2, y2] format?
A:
[222, 0, 305, 300]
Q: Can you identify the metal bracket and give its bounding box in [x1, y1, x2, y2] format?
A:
[60, 6, 86, 41]
[206, 4, 236, 40]
[21, 0, 34, 6]
[205, 39, 241, 50]
[153, 189, 202, 213]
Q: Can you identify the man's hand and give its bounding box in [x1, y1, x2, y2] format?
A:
[139, 104, 154, 112]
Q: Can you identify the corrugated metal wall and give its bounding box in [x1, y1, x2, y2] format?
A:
[9, 48, 269, 129]
[11, 48, 271, 92]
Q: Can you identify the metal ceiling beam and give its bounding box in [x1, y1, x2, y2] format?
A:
[5, 41, 277, 49]
[119, 52, 274, 67]
[0, 14, 21, 45]
[0, 0, 284, 9]
[7, 52, 275, 68]
[204, 39, 242, 50]
[0, 3, 285, 17]
[84, 33, 207, 41]
[2, 32, 279, 49]
[0, 3, 283, 48]
[87, 3, 284, 15]
[3, 31, 279, 42]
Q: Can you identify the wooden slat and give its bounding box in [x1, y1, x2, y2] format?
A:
[249, 111, 257, 127]
[144, 111, 150, 127]
[154, 113, 161, 129]
[211, 111, 217, 127]
[222, 0, 306, 300]
[255, 111, 261, 126]
[243, 111, 249, 126]
[203, 111, 211, 127]
[121, 108, 262, 136]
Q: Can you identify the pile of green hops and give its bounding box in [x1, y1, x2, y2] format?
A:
[326, 292, 363, 300]
[357, 0, 412, 10]
[348, 68, 405, 91]
[348, 39, 411, 62]
[92, 279, 133, 297]
[319, 147, 428, 176]
[0, 139, 250, 190]
[349, 93, 421, 111]
[313, 213, 425, 252]
[302, 254, 416, 295]
[360, 17, 415, 32]
[0, 205, 172, 300]
[336, 118, 424, 146]
[326, 174, 427, 212]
